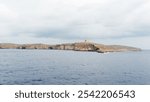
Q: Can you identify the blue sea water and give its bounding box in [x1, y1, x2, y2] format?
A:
[0, 49, 150, 85]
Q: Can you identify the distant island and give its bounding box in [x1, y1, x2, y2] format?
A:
[0, 41, 141, 53]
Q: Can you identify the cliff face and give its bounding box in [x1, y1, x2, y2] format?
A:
[74, 43, 98, 51]
[0, 42, 141, 53]
[0, 43, 19, 49]
[17, 44, 50, 49]
[48, 42, 99, 51]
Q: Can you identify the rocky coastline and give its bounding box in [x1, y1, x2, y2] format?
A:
[0, 42, 141, 53]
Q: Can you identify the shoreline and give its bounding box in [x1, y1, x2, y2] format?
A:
[0, 42, 141, 53]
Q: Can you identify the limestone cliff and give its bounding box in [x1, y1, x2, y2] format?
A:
[48, 42, 141, 53]
[0, 42, 141, 53]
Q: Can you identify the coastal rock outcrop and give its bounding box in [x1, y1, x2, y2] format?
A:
[0, 43, 19, 49]
[48, 42, 141, 53]
[17, 44, 50, 49]
[0, 42, 141, 53]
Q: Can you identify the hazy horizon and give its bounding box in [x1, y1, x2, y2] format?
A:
[0, 0, 150, 49]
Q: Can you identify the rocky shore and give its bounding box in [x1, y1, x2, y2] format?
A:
[0, 42, 141, 53]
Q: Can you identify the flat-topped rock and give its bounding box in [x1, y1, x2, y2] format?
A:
[0, 42, 141, 53]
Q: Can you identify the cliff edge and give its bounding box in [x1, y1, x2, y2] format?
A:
[0, 42, 141, 53]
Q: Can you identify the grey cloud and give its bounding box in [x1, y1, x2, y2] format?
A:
[0, 0, 150, 40]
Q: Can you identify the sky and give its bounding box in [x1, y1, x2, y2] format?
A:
[0, 0, 150, 49]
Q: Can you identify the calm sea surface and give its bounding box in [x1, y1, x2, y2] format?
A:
[0, 49, 150, 85]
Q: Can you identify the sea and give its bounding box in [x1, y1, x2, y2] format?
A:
[0, 49, 150, 85]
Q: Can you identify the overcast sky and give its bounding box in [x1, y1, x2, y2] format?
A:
[0, 0, 150, 49]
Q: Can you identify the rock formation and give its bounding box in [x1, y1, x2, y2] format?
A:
[0, 42, 141, 53]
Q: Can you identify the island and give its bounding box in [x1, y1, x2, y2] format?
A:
[0, 41, 141, 53]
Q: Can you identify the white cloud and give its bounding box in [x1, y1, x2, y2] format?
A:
[0, 3, 18, 37]
[0, 0, 150, 48]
